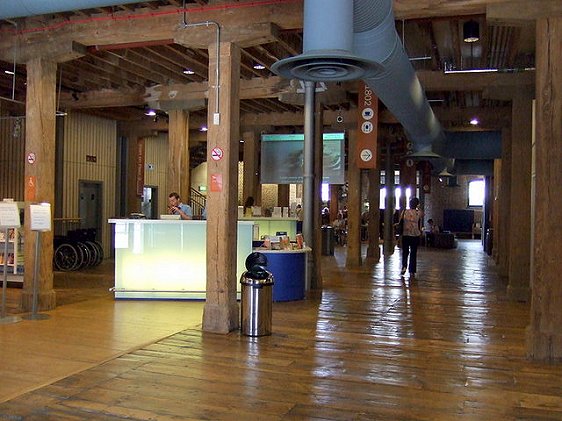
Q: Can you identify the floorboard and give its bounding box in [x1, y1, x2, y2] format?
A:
[1, 241, 562, 420]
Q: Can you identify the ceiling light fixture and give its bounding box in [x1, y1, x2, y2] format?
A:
[463, 20, 480, 43]
[409, 56, 432, 62]
[470, 118, 479, 126]
[253, 63, 266, 70]
[444, 68, 499, 74]
[200, 126, 208, 132]
[183, 68, 194, 75]
[4, 70, 15, 75]
[144, 109, 156, 117]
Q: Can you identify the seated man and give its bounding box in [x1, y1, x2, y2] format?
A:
[425, 218, 439, 246]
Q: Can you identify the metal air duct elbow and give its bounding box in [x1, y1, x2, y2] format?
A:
[271, 0, 382, 81]
[352, 0, 445, 155]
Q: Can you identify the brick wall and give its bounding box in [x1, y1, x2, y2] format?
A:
[423, 174, 483, 230]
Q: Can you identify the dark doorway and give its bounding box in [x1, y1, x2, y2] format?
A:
[79, 181, 102, 240]
[141, 186, 158, 219]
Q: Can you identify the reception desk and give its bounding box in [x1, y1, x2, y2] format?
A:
[239, 217, 297, 239]
[258, 248, 310, 302]
[108, 219, 253, 299]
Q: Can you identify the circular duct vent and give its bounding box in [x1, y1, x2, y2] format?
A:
[272, 51, 382, 82]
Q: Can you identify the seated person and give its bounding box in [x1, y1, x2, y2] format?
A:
[425, 218, 439, 246]
[168, 192, 193, 220]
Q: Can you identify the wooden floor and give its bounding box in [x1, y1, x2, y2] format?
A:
[1, 241, 562, 420]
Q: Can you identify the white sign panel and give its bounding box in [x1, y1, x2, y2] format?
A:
[30, 203, 52, 232]
[0, 203, 20, 228]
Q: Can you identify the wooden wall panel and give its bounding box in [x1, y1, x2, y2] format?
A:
[0, 107, 25, 200]
[62, 112, 117, 254]
[144, 133, 168, 216]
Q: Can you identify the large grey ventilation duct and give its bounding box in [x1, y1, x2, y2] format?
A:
[0, 0, 146, 19]
[272, 0, 446, 163]
[271, 0, 382, 81]
[353, 0, 444, 155]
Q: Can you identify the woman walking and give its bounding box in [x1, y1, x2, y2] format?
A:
[400, 197, 422, 278]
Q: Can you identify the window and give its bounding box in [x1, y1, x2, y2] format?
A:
[321, 183, 330, 202]
[468, 179, 485, 207]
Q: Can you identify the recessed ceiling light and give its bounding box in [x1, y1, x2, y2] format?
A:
[200, 126, 208, 132]
[463, 20, 480, 43]
[183, 68, 195, 75]
[145, 109, 156, 116]
[253, 63, 266, 70]
[470, 118, 479, 126]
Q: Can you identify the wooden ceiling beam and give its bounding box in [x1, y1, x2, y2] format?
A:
[59, 88, 146, 109]
[416, 69, 535, 91]
[487, 0, 562, 24]
[88, 51, 168, 85]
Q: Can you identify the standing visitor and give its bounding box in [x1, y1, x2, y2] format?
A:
[400, 197, 422, 278]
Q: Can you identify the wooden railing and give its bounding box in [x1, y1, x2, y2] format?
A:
[189, 188, 206, 219]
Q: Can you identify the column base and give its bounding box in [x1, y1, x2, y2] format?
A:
[202, 302, 239, 334]
[526, 326, 562, 361]
[20, 289, 56, 312]
[507, 284, 530, 302]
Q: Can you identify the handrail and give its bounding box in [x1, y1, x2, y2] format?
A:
[189, 188, 206, 219]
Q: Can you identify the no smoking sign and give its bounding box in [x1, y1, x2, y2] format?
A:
[211, 147, 223, 161]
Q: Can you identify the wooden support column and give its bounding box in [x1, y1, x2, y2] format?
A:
[507, 93, 533, 302]
[118, 124, 156, 216]
[366, 169, 381, 260]
[492, 159, 501, 261]
[277, 184, 289, 208]
[21, 57, 57, 311]
[311, 100, 323, 290]
[497, 127, 512, 277]
[242, 130, 260, 204]
[346, 129, 362, 267]
[203, 42, 241, 334]
[167, 109, 190, 201]
[329, 186, 338, 223]
[527, 16, 562, 360]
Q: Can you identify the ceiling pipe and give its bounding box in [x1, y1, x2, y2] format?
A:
[272, 0, 382, 81]
[272, 0, 447, 171]
[0, 0, 147, 19]
[352, 0, 445, 157]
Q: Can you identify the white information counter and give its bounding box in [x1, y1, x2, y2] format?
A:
[108, 219, 253, 299]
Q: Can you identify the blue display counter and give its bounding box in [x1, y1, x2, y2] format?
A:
[258, 248, 310, 302]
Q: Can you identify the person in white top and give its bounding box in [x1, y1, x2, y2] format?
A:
[400, 197, 423, 278]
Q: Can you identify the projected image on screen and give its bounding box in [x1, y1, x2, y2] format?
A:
[260, 133, 345, 184]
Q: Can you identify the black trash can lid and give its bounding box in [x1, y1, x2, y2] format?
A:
[245, 252, 268, 270]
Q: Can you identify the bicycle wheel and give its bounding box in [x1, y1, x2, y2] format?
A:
[91, 240, 104, 266]
[54, 243, 80, 271]
[75, 242, 91, 269]
[84, 241, 98, 267]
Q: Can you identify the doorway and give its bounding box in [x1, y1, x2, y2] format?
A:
[79, 181, 102, 240]
[141, 186, 158, 219]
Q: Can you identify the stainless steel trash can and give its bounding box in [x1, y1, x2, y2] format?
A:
[240, 267, 274, 336]
[321, 225, 334, 255]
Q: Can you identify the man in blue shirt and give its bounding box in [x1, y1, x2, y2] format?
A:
[168, 192, 193, 220]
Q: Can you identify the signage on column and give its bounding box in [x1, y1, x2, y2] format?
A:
[211, 147, 223, 161]
[400, 158, 417, 193]
[210, 173, 223, 192]
[136, 138, 145, 197]
[25, 176, 37, 202]
[356, 81, 378, 169]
